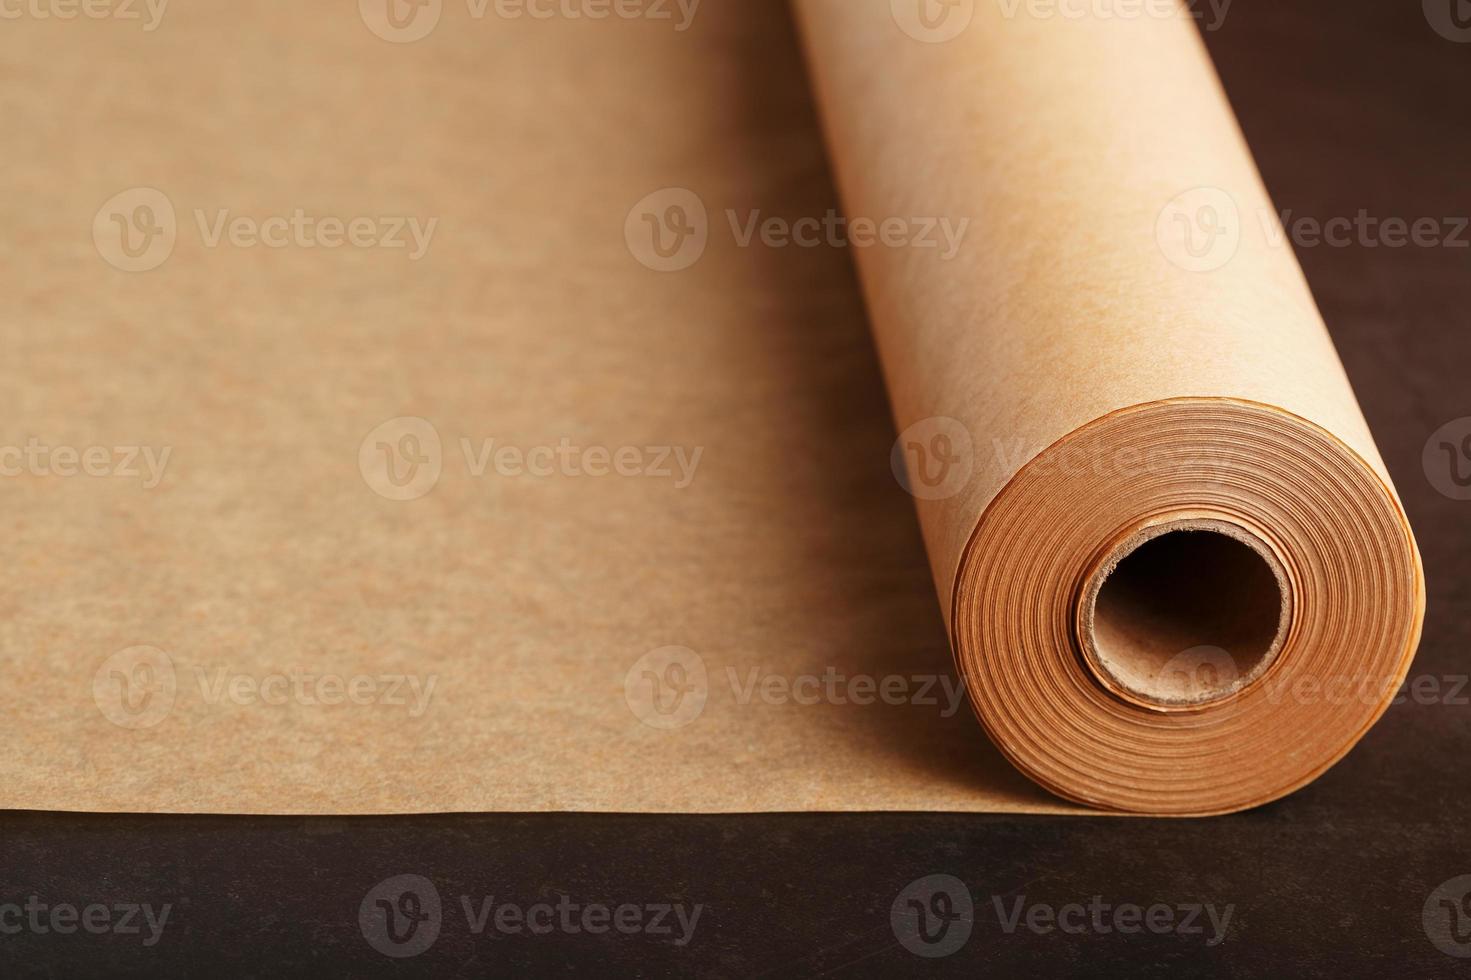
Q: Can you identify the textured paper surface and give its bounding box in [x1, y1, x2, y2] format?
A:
[0, 0, 1418, 815]
[1, 0, 1067, 814]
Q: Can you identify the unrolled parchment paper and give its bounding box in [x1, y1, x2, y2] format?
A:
[0, 0, 1420, 817]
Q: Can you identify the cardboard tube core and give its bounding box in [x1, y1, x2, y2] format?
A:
[1079, 519, 1291, 709]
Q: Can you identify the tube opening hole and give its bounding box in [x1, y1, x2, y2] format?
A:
[1082, 522, 1289, 707]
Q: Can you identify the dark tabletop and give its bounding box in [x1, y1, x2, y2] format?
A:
[4, 1, 1469, 976]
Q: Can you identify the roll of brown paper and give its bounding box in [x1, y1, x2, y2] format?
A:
[793, 0, 1425, 813]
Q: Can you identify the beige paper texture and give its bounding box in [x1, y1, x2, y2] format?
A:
[0, 0, 1420, 815]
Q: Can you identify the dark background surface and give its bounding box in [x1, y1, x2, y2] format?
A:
[4, 1, 1469, 976]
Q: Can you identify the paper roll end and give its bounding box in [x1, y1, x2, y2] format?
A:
[1076, 518, 1292, 710]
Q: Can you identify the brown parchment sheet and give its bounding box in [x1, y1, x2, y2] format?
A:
[0, 0, 1420, 815]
